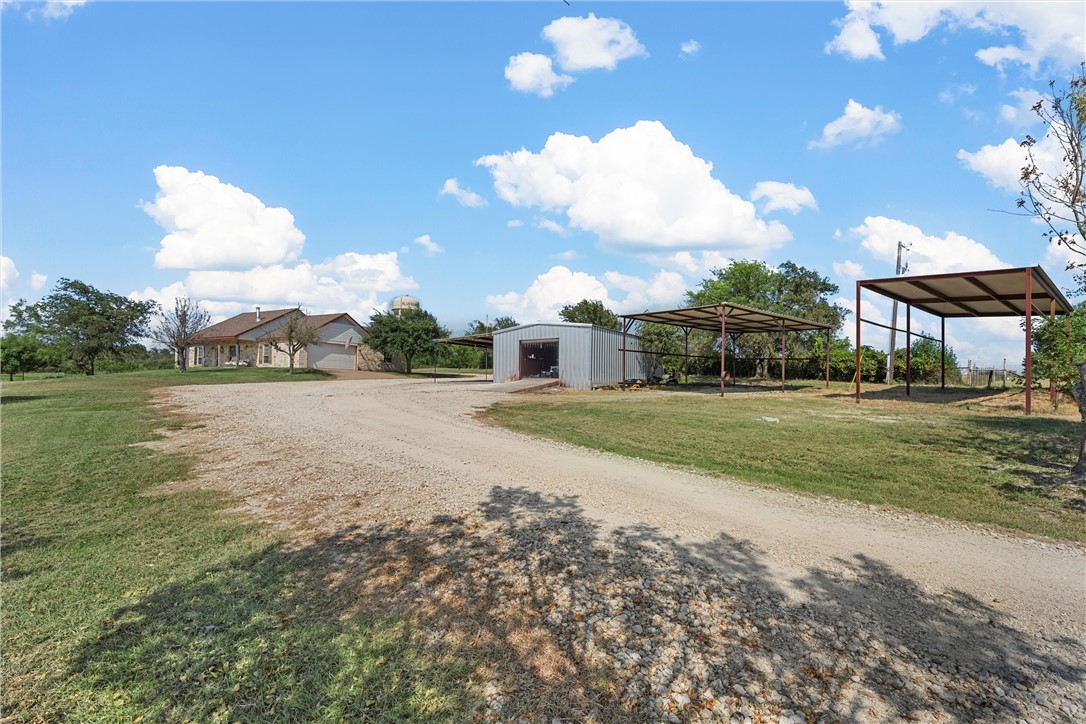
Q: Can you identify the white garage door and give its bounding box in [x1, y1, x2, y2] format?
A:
[307, 344, 357, 370]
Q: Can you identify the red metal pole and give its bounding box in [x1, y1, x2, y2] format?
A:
[940, 317, 946, 389]
[855, 282, 861, 404]
[780, 325, 786, 392]
[622, 321, 628, 383]
[1025, 270, 1033, 416]
[683, 328, 690, 384]
[905, 304, 911, 397]
[1050, 299, 1057, 405]
[719, 312, 726, 397]
[825, 329, 831, 388]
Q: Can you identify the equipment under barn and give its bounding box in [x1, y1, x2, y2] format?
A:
[489, 323, 647, 390]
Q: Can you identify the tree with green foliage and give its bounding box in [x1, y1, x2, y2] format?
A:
[900, 338, 962, 384]
[270, 309, 321, 374]
[1013, 67, 1086, 480]
[366, 308, 448, 374]
[151, 297, 212, 372]
[685, 260, 847, 377]
[0, 332, 46, 381]
[466, 316, 518, 334]
[635, 322, 686, 379]
[4, 278, 158, 375]
[559, 299, 619, 330]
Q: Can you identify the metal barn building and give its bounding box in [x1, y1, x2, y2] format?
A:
[491, 323, 646, 390]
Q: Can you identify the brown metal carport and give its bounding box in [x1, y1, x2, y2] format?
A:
[855, 265, 1074, 414]
[620, 302, 835, 396]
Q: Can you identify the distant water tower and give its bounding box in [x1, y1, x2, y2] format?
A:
[391, 295, 420, 317]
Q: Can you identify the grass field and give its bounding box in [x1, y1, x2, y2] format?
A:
[2, 369, 472, 722]
[481, 382, 1086, 542]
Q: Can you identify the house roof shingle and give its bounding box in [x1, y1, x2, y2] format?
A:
[192, 308, 296, 342]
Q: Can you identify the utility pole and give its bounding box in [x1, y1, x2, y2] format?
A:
[885, 241, 908, 384]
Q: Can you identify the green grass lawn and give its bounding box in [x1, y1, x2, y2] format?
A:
[2, 368, 471, 722]
[481, 384, 1086, 542]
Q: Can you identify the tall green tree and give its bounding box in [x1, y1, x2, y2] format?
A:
[466, 316, 518, 334]
[366, 308, 448, 374]
[0, 332, 46, 381]
[4, 278, 157, 375]
[685, 260, 847, 377]
[558, 299, 619, 330]
[1014, 67, 1086, 481]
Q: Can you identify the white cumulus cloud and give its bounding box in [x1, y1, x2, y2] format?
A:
[809, 100, 902, 150]
[543, 13, 647, 72]
[143, 165, 306, 270]
[850, 216, 1007, 275]
[413, 234, 444, 256]
[825, 1, 1085, 72]
[1, 256, 18, 293]
[750, 181, 818, 214]
[504, 52, 575, 98]
[957, 128, 1065, 192]
[640, 251, 734, 278]
[29, 0, 87, 21]
[487, 266, 614, 322]
[486, 265, 684, 322]
[833, 260, 866, 279]
[30, 273, 48, 290]
[534, 218, 567, 236]
[998, 88, 1044, 127]
[477, 120, 792, 253]
[680, 40, 701, 57]
[439, 178, 487, 207]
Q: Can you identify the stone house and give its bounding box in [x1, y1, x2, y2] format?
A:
[187, 308, 383, 371]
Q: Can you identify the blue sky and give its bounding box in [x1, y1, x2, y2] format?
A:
[3, 1, 1084, 368]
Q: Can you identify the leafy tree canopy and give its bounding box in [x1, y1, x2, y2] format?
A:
[558, 299, 619, 330]
[366, 308, 449, 374]
[4, 278, 157, 375]
[0, 332, 46, 381]
[466, 316, 518, 334]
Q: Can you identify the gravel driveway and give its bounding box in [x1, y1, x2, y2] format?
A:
[155, 376, 1085, 722]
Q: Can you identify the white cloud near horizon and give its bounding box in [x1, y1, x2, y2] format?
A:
[413, 234, 444, 256]
[1, 256, 18, 293]
[850, 216, 1007, 275]
[131, 251, 415, 326]
[640, 250, 734, 279]
[750, 181, 818, 214]
[543, 13, 647, 72]
[504, 52, 575, 98]
[809, 100, 902, 150]
[438, 178, 487, 207]
[143, 165, 306, 270]
[30, 272, 48, 290]
[486, 265, 684, 322]
[825, 1, 1085, 72]
[477, 120, 793, 253]
[680, 39, 701, 57]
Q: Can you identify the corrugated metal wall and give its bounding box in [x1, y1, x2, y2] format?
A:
[492, 323, 645, 390]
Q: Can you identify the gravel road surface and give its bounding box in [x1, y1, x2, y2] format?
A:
[155, 376, 1085, 723]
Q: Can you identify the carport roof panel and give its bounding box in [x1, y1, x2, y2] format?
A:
[434, 332, 494, 349]
[621, 301, 834, 334]
[858, 266, 1073, 318]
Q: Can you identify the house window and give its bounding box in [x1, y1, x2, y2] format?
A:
[261, 344, 270, 364]
[195, 346, 205, 365]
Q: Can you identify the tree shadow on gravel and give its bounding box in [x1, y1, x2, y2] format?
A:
[68, 486, 1085, 723]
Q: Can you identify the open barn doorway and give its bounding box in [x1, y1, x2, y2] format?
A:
[520, 339, 559, 379]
